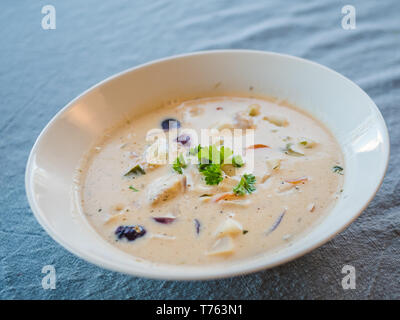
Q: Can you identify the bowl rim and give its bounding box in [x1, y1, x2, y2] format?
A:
[25, 49, 390, 280]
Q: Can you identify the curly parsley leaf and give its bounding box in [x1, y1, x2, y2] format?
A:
[233, 174, 256, 195]
[200, 164, 223, 185]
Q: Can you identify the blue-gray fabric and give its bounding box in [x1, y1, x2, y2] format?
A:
[0, 0, 399, 299]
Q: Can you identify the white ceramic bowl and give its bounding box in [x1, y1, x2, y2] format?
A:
[25, 50, 389, 280]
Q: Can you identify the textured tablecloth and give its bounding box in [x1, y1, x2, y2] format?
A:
[0, 0, 399, 299]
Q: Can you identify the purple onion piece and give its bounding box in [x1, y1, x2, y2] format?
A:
[266, 210, 286, 235]
[177, 134, 191, 145]
[153, 217, 176, 224]
[115, 225, 146, 241]
[194, 219, 201, 235]
[161, 118, 181, 130]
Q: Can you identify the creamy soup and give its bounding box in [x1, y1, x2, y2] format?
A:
[78, 96, 344, 265]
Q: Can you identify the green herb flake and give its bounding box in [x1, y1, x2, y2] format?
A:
[243, 230, 249, 235]
[129, 186, 139, 192]
[332, 165, 344, 175]
[124, 164, 145, 177]
[201, 164, 223, 185]
[173, 154, 187, 174]
[284, 143, 304, 156]
[232, 155, 244, 167]
[233, 174, 256, 195]
[188, 144, 245, 186]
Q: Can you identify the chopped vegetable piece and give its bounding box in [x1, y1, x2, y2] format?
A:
[215, 218, 243, 237]
[284, 143, 304, 156]
[232, 155, 244, 167]
[207, 237, 234, 256]
[129, 186, 139, 192]
[124, 164, 146, 176]
[248, 104, 261, 116]
[265, 115, 288, 127]
[307, 203, 315, 212]
[219, 146, 233, 164]
[177, 134, 191, 145]
[266, 158, 281, 170]
[173, 154, 187, 174]
[247, 144, 270, 149]
[191, 144, 244, 185]
[266, 210, 286, 235]
[233, 174, 256, 196]
[194, 219, 201, 235]
[277, 182, 295, 193]
[214, 193, 241, 202]
[115, 225, 146, 241]
[161, 118, 181, 130]
[189, 145, 201, 156]
[152, 216, 176, 224]
[299, 138, 317, 148]
[332, 165, 344, 175]
[286, 177, 308, 185]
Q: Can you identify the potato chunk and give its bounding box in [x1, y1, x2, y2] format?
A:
[207, 236, 235, 256]
[147, 174, 186, 205]
[264, 115, 288, 127]
[215, 218, 243, 238]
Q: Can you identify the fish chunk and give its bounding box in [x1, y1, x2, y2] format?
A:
[147, 174, 186, 205]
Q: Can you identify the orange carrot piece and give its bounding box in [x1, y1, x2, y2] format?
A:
[214, 193, 241, 202]
[247, 144, 270, 149]
[286, 177, 308, 185]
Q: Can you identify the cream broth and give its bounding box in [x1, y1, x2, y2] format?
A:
[79, 96, 344, 265]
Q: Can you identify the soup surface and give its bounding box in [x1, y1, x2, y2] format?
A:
[79, 96, 344, 265]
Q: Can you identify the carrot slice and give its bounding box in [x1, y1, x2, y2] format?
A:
[286, 177, 308, 185]
[214, 193, 241, 202]
[247, 144, 270, 149]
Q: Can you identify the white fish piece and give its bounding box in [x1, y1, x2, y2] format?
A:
[147, 174, 186, 205]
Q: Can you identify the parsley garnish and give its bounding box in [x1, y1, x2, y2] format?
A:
[173, 154, 187, 174]
[200, 164, 223, 185]
[182, 144, 245, 185]
[233, 174, 256, 195]
[129, 186, 139, 192]
[243, 230, 249, 234]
